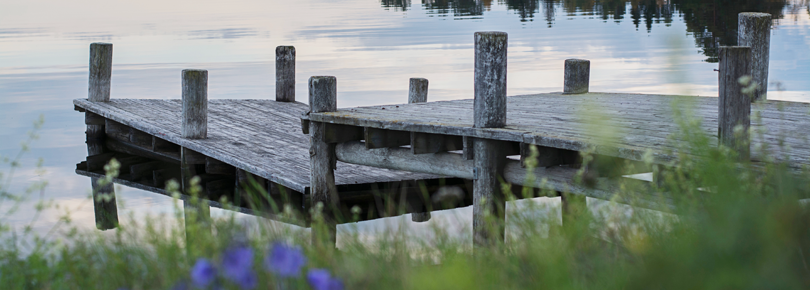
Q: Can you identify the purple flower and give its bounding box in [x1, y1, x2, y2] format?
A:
[221, 246, 254, 286]
[233, 270, 258, 289]
[170, 280, 189, 290]
[190, 259, 217, 288]
[264, 242, 307, 277]
[307, 269, 344, 290]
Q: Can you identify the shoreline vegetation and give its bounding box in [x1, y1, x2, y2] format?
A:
[2, 93, 810, 289]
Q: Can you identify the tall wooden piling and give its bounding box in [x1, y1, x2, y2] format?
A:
[88, 43, 113, 102]
[276, 46, 296, 102]
[473, 31, 508, 246]
[182, 69, 208, 139]
[560, 58, 589, 230]
[409, 78, 431, 223]
[738, 12, 771, 101]
[309, 76, 339, 246]
[563, 59, 590, 94]
[86, 39, 118, 230]
[718, 46, 752, 160]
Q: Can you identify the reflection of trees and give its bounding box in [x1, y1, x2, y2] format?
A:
[501, 0, 541, 22]
[423, 0, 486, 18]
[672, 0, 786, 62]
[382, 0, 412, 11]
[380, 0, 790, 62]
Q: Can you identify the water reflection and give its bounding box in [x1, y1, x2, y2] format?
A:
[382, 0, 790, 62]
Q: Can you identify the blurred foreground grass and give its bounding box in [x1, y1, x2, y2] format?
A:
[1, 99, 809, 290]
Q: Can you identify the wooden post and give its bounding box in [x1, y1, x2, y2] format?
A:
[408, 77, 431, 222]
[88, 43, 113, 102]
[408, 78, 428, 104]
[276, 46, 296, 102]
[182, 69, 208, 139]
[309, 76, 339, 247]
[563, 59, 590, 94]
[718, 46, 752, 161]
[561, 193, 586, 229]
[738, 12, 771, 101]
[87, 122, 119, 230]
[473, 31, 508, 246]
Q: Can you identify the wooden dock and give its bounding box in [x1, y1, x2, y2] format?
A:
[74, 99, 441, 194]
[75, 13, 802, 247]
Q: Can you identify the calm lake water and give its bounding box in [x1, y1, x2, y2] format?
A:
[1, 0, 809, 240]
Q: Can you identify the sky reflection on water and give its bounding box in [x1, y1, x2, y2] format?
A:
[0, 0, 808, 242]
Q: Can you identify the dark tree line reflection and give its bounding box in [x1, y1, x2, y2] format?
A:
[381, 0, 794, 62]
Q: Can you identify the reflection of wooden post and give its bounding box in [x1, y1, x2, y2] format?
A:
[91, 177, 119, 230]
[718, 46, 752, 161]
[563, 59, 590, 94]
[408, 78, 432, 223]
[473, 31, 508, 246]
[276, 46, 296, 102]
[738, 12, 771, 101]
[309, 76, 339, 247]
[88, 43, 113, 102]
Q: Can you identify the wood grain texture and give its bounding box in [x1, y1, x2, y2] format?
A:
[738, 12, 771, 101]
[74, 99, 439, 194]
[307, 92, 810, 168]
[474, 31, 508, 129]
[718, 46, 752, 160]
[563, 59, 590, 94]
[276, 46, 296, 102]
[88, 43, 112, 102]
[182, 69, 208, 139]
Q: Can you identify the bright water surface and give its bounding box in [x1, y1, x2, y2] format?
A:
[1, 0, 809, 242]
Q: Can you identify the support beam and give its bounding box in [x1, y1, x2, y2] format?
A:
[309, 76, 339, 247]
[205, 157, 235, 175]
[105, 119, 130, 142]
[563, 59, 590, 94]
[334, 141, 673, 212]
[365, 128, 410, 149]
[718, 46, 752, 161]
[130, 128, 152, 148]
[276, 46, 296, 102]
[520, 143, 579, 168]
[411, 133, 464, 155]
[738, 12, 771, 101]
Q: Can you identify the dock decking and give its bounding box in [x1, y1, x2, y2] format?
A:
[307, 92, 810, 168]
[74, 99, 441, 195]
